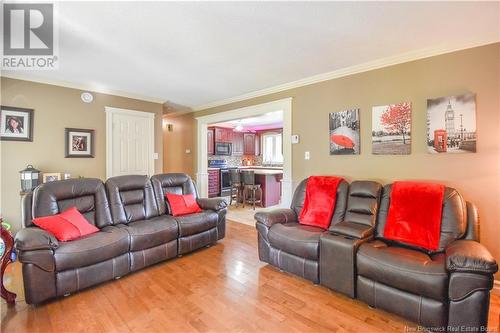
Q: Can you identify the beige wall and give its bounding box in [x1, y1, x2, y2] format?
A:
[0, 77, 164, 231]
[194, 43, 500, 271]
[162, 112, 195, 178]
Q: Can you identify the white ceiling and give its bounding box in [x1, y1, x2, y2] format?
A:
[212, 111, 283, 131]
[4, 2, 499, 110]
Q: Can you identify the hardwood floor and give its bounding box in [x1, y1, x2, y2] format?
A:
[2, 221, 499, 333]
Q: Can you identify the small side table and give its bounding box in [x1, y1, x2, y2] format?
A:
[1, 222, 17, 304]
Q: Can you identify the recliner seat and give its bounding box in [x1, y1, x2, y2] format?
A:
[355, 184, 498, 330]
[14, 178, 130, 304]
[105, 175, 179, 271]
[255, 177, 349, 283]
[151, 173, 227, 255]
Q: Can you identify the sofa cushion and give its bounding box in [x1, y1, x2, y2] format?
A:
[33, 207, 99, 241]
[31, 178, 113, 228]
[174, 211, 218, 237]
[357, 240, 449, 301]
[268, 223, 324, 260]
[166, 193, 202, 216]
[118, 215, 178, 251]
[151, 173, 198, 215]
[54, 226, 130, 271]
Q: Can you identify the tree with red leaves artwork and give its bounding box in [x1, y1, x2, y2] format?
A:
[372, 102, 412, 155]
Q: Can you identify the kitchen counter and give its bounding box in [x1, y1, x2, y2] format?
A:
[238, 166, 283, 170]
[241, 169, 283, 175]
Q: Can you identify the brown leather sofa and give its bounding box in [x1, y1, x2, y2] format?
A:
[14, 173, 227, 304]
[255, 178, 498, 332]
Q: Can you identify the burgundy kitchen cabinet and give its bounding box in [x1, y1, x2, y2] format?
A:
[208, 169, 220, 197]
[255, 172, 283, 207]
[232, 132, 244, 156]
[207, 128, 214, 155]
[214, 127, 232, 143]
[254, 133, 260, 156]
[243, 133, 256, 155]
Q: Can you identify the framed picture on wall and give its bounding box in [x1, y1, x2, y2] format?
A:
[0, 106, 34, 141]
[329, 109, 360, 155]
[372, 102, 412, 155]
[65, 128, 95, 158]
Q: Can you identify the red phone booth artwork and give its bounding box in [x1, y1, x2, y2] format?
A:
[434, 129, 447, 153]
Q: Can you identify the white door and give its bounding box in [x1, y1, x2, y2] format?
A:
[105, 107, 155, 178]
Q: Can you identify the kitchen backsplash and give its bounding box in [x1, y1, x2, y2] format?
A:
[208, 155, 263, 167]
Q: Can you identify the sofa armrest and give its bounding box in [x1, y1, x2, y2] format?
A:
[445, 240, 498, 275]
[329, 221, 373, 239]
[254, 209, 297, 228]
[197, 197, 228, 211]
[14, 227, 59, 252]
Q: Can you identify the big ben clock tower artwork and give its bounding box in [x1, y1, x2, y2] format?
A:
[444, 100, 456, 138]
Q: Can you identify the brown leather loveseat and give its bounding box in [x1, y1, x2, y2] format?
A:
[14, 173, 227, 304]
[255, 177, 498, 332]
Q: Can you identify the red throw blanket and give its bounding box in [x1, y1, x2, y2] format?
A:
[299, 176, 344, 229]
[384, 181, 445, 251]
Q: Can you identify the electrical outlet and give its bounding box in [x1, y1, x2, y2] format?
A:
[153, 153, 159, 160]
[304, 151, 310, 160]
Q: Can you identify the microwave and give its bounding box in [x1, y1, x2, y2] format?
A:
[215, 142, 232, 156]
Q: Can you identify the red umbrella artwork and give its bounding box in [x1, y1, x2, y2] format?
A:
[331, 134, 355, 148]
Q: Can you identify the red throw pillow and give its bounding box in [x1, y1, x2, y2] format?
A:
[165, 193, 202, 216]
[299, 176, 344, 229]
[33, 207, 99, 241]
[384, 181, 445, 251]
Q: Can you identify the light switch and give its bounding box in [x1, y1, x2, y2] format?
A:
[304, 151, 310, 160]
[153, 153, 159, 160]
[291, 134, 300, 144]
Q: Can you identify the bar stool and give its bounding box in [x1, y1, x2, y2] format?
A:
[241, 170, 262, 210]
[229, 169, 242, 206]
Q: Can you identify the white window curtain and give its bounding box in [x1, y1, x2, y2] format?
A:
[262, 132, 283, 165]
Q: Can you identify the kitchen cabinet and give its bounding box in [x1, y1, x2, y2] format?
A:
[254, 133, 260, 156]
[243, 133, 256, 155]
[214, 127, 232, 143]
[207, 128, 214, 155]
[208, 169, 220, 197]
[255, 172, 283, 207]
[232, 132, 244, 156]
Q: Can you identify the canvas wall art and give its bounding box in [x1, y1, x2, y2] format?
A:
[329, 109, 360, 155]
[372, 102, 411, 155]
[426, 93, 476, 153]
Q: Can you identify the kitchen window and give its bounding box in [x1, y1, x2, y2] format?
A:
[262, 132, 283, 165]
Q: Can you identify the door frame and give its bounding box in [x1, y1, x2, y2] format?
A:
[195, 98, 293, 207]
[105, 106, 155, 179]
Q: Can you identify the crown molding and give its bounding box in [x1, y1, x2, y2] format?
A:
[1, 73, 166, 104]
[192, 39, 499, 111]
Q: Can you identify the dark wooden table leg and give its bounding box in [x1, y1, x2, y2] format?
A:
[1, 226, 17, 304]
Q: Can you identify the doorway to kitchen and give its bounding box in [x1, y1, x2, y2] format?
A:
[195, 98, 292, 226]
